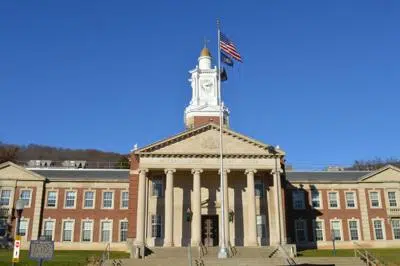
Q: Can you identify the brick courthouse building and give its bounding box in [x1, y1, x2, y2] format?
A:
[1, 47, 400, 254]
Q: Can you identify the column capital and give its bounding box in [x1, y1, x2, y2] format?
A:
[164, 168, 176, 174]
[138, 168, 149, 174]
[218, 168, 230, 174]
[245, 169, 257, 175]
[191, 168, 203, 174]
[270, 169, 283, 175]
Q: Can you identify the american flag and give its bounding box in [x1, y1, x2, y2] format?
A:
[220, 32, 242, 62]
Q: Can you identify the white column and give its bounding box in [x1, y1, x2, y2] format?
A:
[272, 167, 286, 245]
[191, 169, 203, 246]
[245, 169, 258, 246]
[219, 169, 230, 247]
[135, 169, 148, 246]
[164, 168, 176, 247]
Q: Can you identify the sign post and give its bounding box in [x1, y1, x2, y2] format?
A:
[12, 235, 21, 264]
[29, 237, 54, 265]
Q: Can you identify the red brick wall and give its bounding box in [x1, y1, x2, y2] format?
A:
[365, 188, 393, 240]
[193, 116, 220, 128]
[128, 154, 140, 239]
[12, 186, 37, 240]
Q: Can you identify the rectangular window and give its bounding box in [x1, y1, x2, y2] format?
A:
[120, 221, 128, 241]
[370, 192, 380, 208]
[256, 215, 266, 237]
[65, 191, 76, 208]
[0, 218, 7, 236]
[328, 192, 339, 208]
[43, 221, 54, 241]
[20, 190, 31, 207]
[84, 191, 95, 208]
[392, 219, 400, 240]
[82, 221, 93, 242]
[46, 191, 57, 207]
[295, 220, 307, 242]
[121, 191, 129, 209]
[255, 181, 264, 197]
[0, 190, 11, 206]
[62, 221, 74, 242]
[348, 220, 359, 241]
[331, 221, 342, 240]
[151, 215, 162, 238]
[19, 220, 28, 237]
[101, 221, 112, 242]
[102, 191, 113, 208]
[292, 190, 305, 210]
[373, 220, 384, 240]
[311, 190, 321, 208]
[313, 220, 324, 241]
[345, 192, 356, 208]
[388, 192, 397, 207]
[152, 179, 163, 197]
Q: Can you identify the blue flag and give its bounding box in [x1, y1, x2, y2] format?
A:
[221, 52, 234, 67]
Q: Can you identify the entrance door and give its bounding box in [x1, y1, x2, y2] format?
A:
[201, 215, 218, 247]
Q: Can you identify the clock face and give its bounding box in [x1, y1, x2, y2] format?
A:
[200, 79, 214, 95]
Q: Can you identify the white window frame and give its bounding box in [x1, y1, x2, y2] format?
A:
[292, 190, 305, 210]
[369, 191, 382, 209]
[330, 219, 343, 241]
[391, 219, 400, 240]
[61, 219, 75, 242]
[42, 218, 56, 241]
[151, 178, 163, 198]
[311, 189, 322, 209]
[45, 190, 58, 209]
[347, 219, 361, 241]
[255, 179, 264, 197]
[312, 219, 325, 241]
[82, 190, 96, 209]
[19, 188, 33, 208]
[345, 191, 357, 209]
[64, 190, 77, 209]
[81, 219, 94, 242]
[151, 214, 162, 238]
[99, 219, 113, 243]
[120, 191, 129, 209]
[16, 217, 30, 241]
[119, 219, 128, 242]
[0, 188, 13, 207]
[372, 218, 386, 240]
[387, 191, 398, 208]
[328, 191, 340, 209]
[102, 190, 114, 209]
[294, 219, 308, 243]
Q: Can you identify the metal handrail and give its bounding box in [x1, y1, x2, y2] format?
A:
[228, 241, 237, 257]
[353, 242, 386, 266]
[100, 243, 111, 265]
[278, 245, 297, 265]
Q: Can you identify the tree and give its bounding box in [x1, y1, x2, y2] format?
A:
[116, 156, 130, 169]
[0, 145, 19, 164]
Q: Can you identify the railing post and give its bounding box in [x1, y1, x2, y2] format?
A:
[365, 251, 369, 265]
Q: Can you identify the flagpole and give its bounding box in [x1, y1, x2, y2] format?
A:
[217, 18, 228, 259]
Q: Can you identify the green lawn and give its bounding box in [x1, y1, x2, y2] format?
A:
[0, 250, 129, 266]
[298, 248, 400, 265]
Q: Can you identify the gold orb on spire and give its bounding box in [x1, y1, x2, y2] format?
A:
[200, 47, 211, 57]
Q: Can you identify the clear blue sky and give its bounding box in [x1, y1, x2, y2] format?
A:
[1, 1, 399, 170]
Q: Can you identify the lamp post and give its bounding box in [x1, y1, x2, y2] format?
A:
[15, 199, 25, 236]
[331, 228, 336, 256]
[186, 208, 193, 266]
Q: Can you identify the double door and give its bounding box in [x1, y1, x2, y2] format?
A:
[201, 215, 218, 247]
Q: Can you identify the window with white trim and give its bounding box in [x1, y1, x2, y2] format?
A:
[84, 191, 95, 208]
[331, 220, 342, 240]
[295, 219, 307, 242]
[121, 191, 129, 209]
[391, 219, 400, 240]
[0, 218, 7, 236]
[19, 219, 28, 237]
[101, 221, 112, 242]
[328, 192, 339, 208]
[348, 220, 359, 241]
[120, 221, 128, 241]
[65, 191, 76, 208]
[313, 220, 324, 241]
[311, 190, 321, 208]
[82, 221, 93, 242]
[370, 192, 381, 208]
[388, 192, 397, 208]
[152, 179, 163, 197]
[292, 190, 305, 210]
[43, 221, 55, 240]
[373, 220, 385, 240]
[46, 191, 57, 207]
[151, 215, 162, 238]
[345, 192, 356, 208]
[62, 221, 74, 242]
[20, 190, 31, 207]
[255, 180, 264, 197]
[102, 191, 114, 209]
[0, 190, 11, 206]
[256, 215, 266, 237]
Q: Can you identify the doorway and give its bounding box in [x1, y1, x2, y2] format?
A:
[201, 215, 219, 247]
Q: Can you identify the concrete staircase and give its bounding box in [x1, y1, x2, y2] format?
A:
[104, 247, 365, 266]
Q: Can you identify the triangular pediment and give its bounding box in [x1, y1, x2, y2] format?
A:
[0, 161, 46, 181]
[360, 165, 400, 183]
[136, 123, 284, 157]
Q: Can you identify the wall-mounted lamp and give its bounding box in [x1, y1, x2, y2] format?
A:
[228, 209, 235, 223]
[185, 208, 192, 222]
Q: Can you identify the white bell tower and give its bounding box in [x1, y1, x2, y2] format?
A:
[184, 47, 229, 129]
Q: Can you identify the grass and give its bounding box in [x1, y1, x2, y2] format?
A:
[298, 248, 400, 265]
[0, 250, 129, 266]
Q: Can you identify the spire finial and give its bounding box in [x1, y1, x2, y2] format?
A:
[203, 36, 209, 48]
